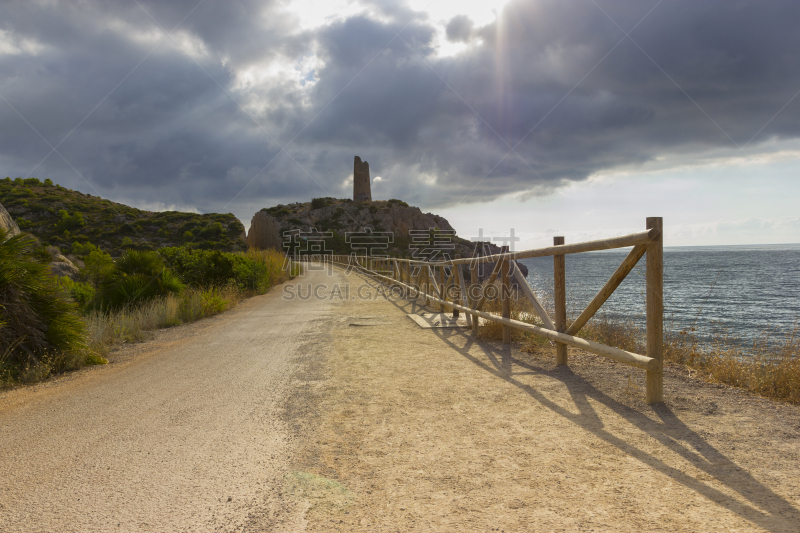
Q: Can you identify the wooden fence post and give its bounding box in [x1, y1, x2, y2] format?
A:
[646, 217, 664, 404]
[501, 246, 511, 344]
[423, 263, 430, 306]
[470, 261, 479, 333]
[438, 265, 445, 312]
[554, 236, 568, 365]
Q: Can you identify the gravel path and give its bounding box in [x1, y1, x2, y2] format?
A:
[289, 269, 800, 532]
[2, 266, 799, 532]
[0, 268, 339, 532]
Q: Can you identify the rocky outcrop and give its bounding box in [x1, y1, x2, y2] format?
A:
[0, 201, 20, 239]
[246, 211, 283, 250]
[48, 255, 80, 280]
[252, 197, 528, 285]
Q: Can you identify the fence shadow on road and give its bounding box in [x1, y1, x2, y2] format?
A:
[347, 272, 800, 533]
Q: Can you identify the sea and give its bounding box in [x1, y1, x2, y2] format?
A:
[518, 243, 800, 349]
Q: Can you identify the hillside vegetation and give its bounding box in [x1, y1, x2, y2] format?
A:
[0, 177, 246, 256]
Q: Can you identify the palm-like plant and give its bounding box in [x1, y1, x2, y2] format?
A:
[0, 228, 87, 375]
[98, 250, 184, 309]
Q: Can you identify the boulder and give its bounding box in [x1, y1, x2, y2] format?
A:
[49, 256, 80, 281]
[0, 201, 20, 239]
[246, 211, 283, 250]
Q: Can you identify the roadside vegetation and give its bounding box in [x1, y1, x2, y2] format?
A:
[0, 229, 90, 383]
[474, 282, 800, 404]
[1, 228, 298, 387]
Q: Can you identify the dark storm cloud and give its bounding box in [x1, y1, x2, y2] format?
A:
[1, 0, 799, 219]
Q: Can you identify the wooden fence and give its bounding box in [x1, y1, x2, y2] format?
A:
[301, 217, 664, 403]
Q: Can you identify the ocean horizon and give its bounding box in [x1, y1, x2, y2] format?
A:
[519, 242, 800, 352]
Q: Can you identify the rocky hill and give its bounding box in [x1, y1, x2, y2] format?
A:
[246, 197, 527, 278]
[247, 198, 457, 256]
[0, 177, 246, 256]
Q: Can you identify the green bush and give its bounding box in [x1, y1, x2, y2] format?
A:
[97, 250, 184, 310]
[72, 241, 97, 256]
[58, 276, 96, 311]
[158, 246, 275, 292]
[311, 197, 335, 210]
[0, 229, 87, 380]
[82, 249, 115, 286]
[159, 247, 238, 287]
[55, 210, 85, 232]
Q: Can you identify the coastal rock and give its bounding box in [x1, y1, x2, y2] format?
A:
[246, 211, 282, 250]
[0, 201, 20, 239]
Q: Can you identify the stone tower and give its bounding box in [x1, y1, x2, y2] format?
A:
[353, 156, 372, 202]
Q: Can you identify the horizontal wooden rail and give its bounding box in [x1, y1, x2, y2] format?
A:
[385, 228, 659, 266]
[336, 259, 657, 372]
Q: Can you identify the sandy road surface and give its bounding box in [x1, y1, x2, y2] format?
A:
[288, 269, 800, 532]
[0, 268, 344, 532]
[2, 266, 800, 532]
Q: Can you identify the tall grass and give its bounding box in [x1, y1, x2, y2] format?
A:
[469, 279, 800, 403]
[86, 249, 298, 355]
[85, 285, 241, 354]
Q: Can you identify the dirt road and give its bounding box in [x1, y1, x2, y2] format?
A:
[0, 268, 343, 531]
[2, 266, 799, 532]
[288, 269, 800, 532]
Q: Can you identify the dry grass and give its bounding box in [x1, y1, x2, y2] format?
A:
[85, 285, 243, 354]
[465, 280, 800, 404]
[86, 249, 298, 356]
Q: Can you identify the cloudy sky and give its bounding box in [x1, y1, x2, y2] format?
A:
[1, 0, 799, 248]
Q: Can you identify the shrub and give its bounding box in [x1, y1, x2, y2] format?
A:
[82, 249, 115, 286]
[158, 246, 294, 293]
[58, 276, 96, 311]
[311, 198, 331, 210]
[0, 229, 87, 380]
[388, 199, 409, 207]
[55, 210, 85, 232]
[96, 250, 184, 310]
[72, 241, 97, 256]
[159, 247, 239, 287]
